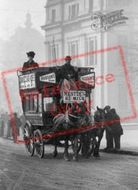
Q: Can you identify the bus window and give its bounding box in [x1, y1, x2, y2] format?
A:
[43, 97, 56, 112]
[30, 95, 34, 111]
[38, 94, 42, 113]
[34, 95, 38, 112]
[25, 96, 30, 112]
[24, 94, 38, 113]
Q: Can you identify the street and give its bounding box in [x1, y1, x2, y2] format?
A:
[0, 138, 138, 190]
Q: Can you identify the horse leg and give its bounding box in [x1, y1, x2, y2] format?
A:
[93, 129, 104, 157]
[64, 137, 70, 161]
[81, 134, 87, 157]
[73, 135, 79, 161]
[81, 133, 90, 158]
[53, 145, 58, 158]
[93, 137, 101, 157]
[53, 139, 58, 158]
[85, 133, 95, 158]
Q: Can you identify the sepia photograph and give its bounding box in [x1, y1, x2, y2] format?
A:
[0, 0, 138, 189]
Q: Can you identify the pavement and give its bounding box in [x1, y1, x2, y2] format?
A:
[100, 127, 138, 152]
[0, 134, 138, 190]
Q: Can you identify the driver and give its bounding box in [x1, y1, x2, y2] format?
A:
[60, 56, 77, 80]
[59, 56, 78, 105]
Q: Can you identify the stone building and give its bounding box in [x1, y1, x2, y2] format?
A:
[42, 0, 138, 122]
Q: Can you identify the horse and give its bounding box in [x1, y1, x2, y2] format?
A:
[52, 78, 106, 161]
[52, 111, 83, 161]
[52, 106, 106, 160]
[52, 97, 93, 161]
[50, 77, 82, 161]
[80, 106, 106, 158]
[92, 106, 106, 157]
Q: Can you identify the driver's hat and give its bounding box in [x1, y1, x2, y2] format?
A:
[26, 51, 35, 58]
[65, 56, 72, 61]
[104, 105, 111, 110]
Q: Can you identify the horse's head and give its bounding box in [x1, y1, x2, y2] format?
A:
[94, 106, 105, 127]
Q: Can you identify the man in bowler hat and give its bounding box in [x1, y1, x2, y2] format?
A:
[104, 105, 113, 151]
[109, 108, 123, 150]
[104, 106, 123, 151]
[23, 51, 39, 70]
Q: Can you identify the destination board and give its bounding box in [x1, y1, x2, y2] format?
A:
[63, 91, 86, 103]
[39, 73, 56, 83]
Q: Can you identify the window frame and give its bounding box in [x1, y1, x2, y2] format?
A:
[86, 37, 97, 66]
[51, 9, 56, 23]
[43, 97, 57, 112]
[23, 93, 39, 113]
[68, 3, 79, 20]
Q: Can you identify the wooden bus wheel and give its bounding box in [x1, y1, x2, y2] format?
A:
[23, 124, 34, 157]
[34, 129, 44, 158]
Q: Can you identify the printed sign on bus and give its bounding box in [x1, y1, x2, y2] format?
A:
[40, 73, 56, 84]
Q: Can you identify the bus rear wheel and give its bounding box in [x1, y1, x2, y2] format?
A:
[34, 129, 44, 158]
[23, 124, 35, 157]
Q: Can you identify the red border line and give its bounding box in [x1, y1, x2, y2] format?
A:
[118, 46, 137, 118]
[1, 72, 17, 141]
[0, 45, 137, 144]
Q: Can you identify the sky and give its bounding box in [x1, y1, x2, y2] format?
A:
[0, 0, 47, 40]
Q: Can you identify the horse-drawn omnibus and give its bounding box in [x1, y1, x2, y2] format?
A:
[17, 65, 96, 160]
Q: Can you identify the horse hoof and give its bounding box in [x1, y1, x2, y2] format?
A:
[93, 154, 100, 158]
[53, 151, 58, 158]
[73, 156, 78, 161]
[86, 155, 91, 159]
[64, 155, 70, 161]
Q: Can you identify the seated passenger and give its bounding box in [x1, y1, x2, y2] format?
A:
[22, 51, 39, 70]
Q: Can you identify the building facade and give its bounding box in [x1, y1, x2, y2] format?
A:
[42, 0, 108, 108]
[42, 0, 138, 122]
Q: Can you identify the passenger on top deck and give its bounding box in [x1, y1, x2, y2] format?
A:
[22, 51, 39, 70]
